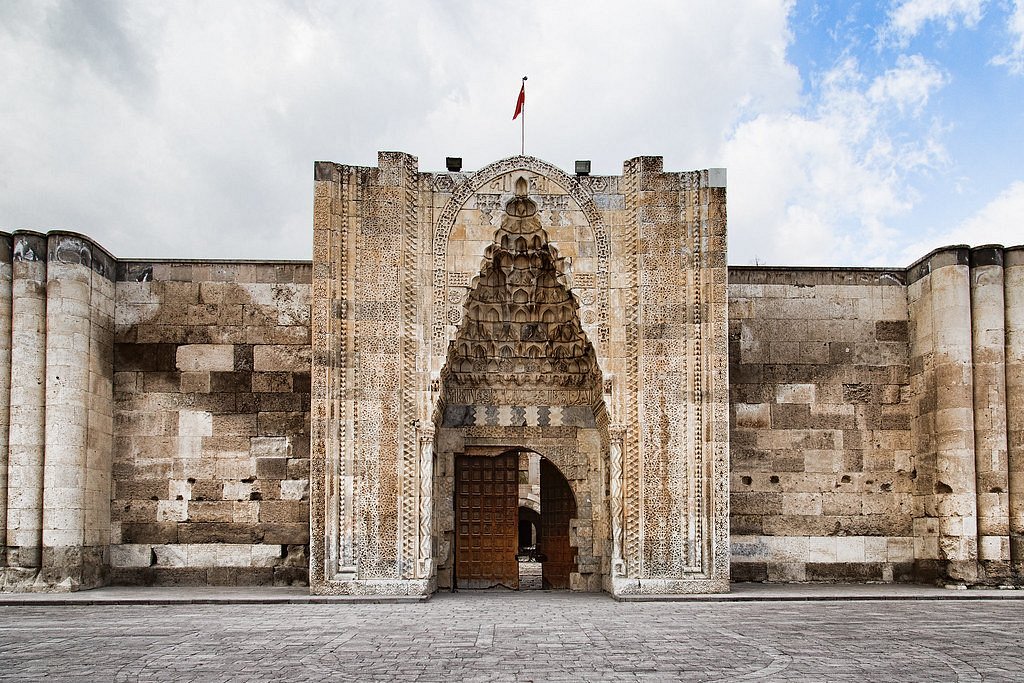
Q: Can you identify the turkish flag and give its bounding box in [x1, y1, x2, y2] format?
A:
[513, 82, 525, 120]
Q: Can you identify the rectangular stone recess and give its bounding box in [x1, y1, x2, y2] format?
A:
[455, 454, 518, 590]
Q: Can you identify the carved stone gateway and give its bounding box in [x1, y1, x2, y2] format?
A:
[310, 153, 730, 595]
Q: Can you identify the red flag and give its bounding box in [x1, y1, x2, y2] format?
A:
[512, 81, 525, 120]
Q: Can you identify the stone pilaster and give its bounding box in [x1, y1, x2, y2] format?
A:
[612, 158, 730, 595]
[909, 247, 978, 583]
[1006, 247, 1024, 574]
[969, 246, 1010, 580]
[0, 234, 11, 565]
[5, 232, 48, 579]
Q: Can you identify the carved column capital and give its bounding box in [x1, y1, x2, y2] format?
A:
[609, 424, 626, 442]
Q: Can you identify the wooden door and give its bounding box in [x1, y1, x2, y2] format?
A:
[455, 453, 519, 589]
[539, 459, 576, 589]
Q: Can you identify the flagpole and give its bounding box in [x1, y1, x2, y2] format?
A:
[521, 76, 526, 155]
[513, 75, 527, 155]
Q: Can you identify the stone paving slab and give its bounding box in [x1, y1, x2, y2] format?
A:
[1, 582, 1023, 605]
[1, 591, 1023, 681]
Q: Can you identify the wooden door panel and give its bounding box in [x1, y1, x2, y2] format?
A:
[540, 458, 576, 589]
[455, 453, 519, 589]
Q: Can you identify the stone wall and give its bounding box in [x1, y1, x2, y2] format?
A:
[729, 267, 916, 582]
[109, 260, 311, 586]
[1, 169, 1021, 594]
[730, 245, 1024, 585]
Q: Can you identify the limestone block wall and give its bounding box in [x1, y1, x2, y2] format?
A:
[729, 267, 916, 582]
[109, 260, 311, 586]
[2, 231, 116, 591]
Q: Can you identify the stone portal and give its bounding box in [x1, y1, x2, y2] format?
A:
[434, 178, 606, 590]
[310, 153, 730, 595]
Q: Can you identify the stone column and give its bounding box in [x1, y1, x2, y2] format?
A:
[84, 247, 115, 571]
[930, 248, 979, 582]
[969, 247, 1010, 579]
[6, 232, 48, 575]
[0, 234, 11, 564]
[1006, 247, 1024, 573]
[417, 427, 434, 581]
[609, 426, 626, 577]
[41, 233, 96, 588]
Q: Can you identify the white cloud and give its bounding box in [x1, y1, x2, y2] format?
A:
[992, 0, 1024, 74]
[886, 0, 987, 43]
[721, 54, 949, 266]
[897, 181, 1024, 262]
[0, 0, 1011, 267]
[867, 54, 948, 115]
[0, 0, 801, 260]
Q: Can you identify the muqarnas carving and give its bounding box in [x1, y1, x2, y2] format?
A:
[441, 178, 602, 424]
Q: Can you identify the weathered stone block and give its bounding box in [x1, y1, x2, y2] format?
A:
[178, 523, 261, 544]
[110, 544, 153, 568]
[280, 479, 309, 500]
[120, 523, 179, 544]
[262, 523, 309, 544]
[175, 344, 235, 372]
[114, 343, 178, 372]
[253, 345, 310, 372]
[259, 501, 308, 523]
[153, 544, 187, 567]
[188, 501, 235, 523]
[256, 457, 288, 480]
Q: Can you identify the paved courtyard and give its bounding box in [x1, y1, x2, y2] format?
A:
[1, 591, 1022, 681]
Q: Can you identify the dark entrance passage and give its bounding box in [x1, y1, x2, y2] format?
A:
[454, 453, 519, 589]
[539, 459, 577, 589]
[518, 507, 540, 555]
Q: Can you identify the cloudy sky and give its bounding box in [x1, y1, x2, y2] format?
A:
[2, 0, 1023, 265]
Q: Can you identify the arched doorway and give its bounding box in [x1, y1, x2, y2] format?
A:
[518, 507, 540, 556]
[433, 176, 609, 593]
[452, 449, 578, 590]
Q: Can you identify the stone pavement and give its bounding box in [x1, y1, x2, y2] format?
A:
[1, 586, 1023, 681]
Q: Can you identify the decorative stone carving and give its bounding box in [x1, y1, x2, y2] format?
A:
[311, 153, 730, 596]
[441, 177, 602, 415]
